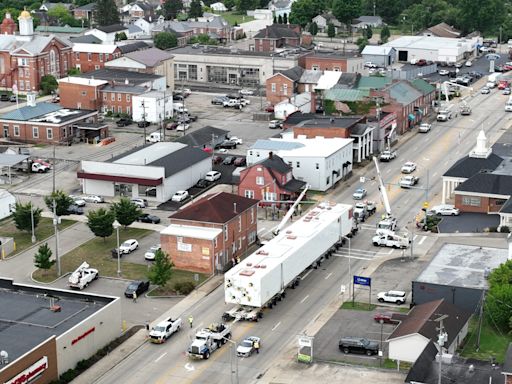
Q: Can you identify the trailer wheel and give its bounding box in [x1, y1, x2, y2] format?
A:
[258, 311, 263, 319]
[272, 298, 278, 306]
[295, 279, 300, 287]
[281, 291, 286, 299]
[268, 302, 273, 309]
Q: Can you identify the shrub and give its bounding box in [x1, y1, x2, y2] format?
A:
[173, 280, 196, 295]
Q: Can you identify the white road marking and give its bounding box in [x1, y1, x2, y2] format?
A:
[184, 363, 195, 371]
[300, 295, 309, 303]
[155, 352, 167, 362]
[301, 270, 313, 280]
[418, 236, 427, 245]
[272, 322, 281, 331]
[324, 272, 333, 280]
[386, 249, 393, 254]
[258, 228, 266, 233]
[413, 235, 418, 240]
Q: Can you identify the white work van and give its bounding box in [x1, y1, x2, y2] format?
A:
[146, 132, 162, 143]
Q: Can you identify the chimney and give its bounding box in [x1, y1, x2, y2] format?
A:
[125, 78, 129, 85]
[269, 151, 273, 159]
[233, 203, 237, 213]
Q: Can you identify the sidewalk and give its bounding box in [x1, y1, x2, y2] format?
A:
[71, 275, 224, 384]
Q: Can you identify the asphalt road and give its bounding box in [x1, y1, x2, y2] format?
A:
[88, 77, 512, 383]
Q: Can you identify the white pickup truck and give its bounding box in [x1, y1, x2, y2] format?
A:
[372, 232, 409, 249]
[149, 317, 182, 343]
[188, 323, 232, 359]
[68, 262, 99, 290]
[379, 150, 397, 162]
[399, 175, 419, 188]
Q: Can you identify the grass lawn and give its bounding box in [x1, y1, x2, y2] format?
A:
[459, 317, 512, 363]
[33, 227, 152, 282]
[218, 11, 254, 26]
[341, 301, 376, 311]
[0, 217, 75, 256]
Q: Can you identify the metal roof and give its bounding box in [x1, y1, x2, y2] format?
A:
[324, 88, 369, 102]
[356, 76, 392, 90]
[361, 45, 394, 55]
[0, 154, 29, 166]
[250, 139, 304, 151]
[388, 81, 422, 105]
[443, 153, 503, 178]
[0, 102, 61, 121]
[125, 47, 173, 67]
[160, 224, 221, 240]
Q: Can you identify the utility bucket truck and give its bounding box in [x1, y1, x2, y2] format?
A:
[373, 157, 397, 234]
[68, 262, 98, 290]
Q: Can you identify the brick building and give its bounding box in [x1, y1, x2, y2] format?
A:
[72, 43, 122, 73]
[100, 83, 147, 115]
[298, 51, 364, 73]
[58, 76, 107, 110]
[0, 12, 72, 92]
[238, 152, 306, 204]
[253, 24, 301, 52]
[161, 192, 259, 274]
[73, 2, 96, 23]
[265, 66, 303, 106]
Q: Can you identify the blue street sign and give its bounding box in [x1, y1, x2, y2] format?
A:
[353, 275, 371, 286]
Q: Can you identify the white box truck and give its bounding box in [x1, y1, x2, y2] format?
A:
[223, 202, 356, 321]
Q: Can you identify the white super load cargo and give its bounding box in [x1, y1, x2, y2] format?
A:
[224, 202, 354, 309]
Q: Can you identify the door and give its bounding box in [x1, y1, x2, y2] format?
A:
[3, 125, 8, 138]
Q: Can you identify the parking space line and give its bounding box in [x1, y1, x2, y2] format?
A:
[413, 235, 418, 241]
[300, 295, 309, 303]
[418, 236, 427, 245]
[324, 272, 333, 280]
[272, 322, 281, 331]
[155, 352, 167, 363]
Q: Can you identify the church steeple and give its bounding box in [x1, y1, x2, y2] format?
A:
[18, 9, 34, 37]
[469, 129, 492, 159]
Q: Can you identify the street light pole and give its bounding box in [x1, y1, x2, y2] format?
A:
[341, 235, 351, 303]
[30, 199, 36, 244]
[379, 319, 384, 366]
[223, 337, 239, 384]
[52, 200, 61, 276]
[113, 220, 121, 277]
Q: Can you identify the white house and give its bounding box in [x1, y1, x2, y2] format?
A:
[0, 191, 15, 220]
[387, 299, 471, 364]
[78, 143, 211, 203]
[312, 13, 342, 33]
[132, 91, 173, 124]
[134, 17, 159, 35]
[125, 24, 144, 39]
[210, 2, 228, 12]
[247, 133, 354, 191]
[84, 25, 129, 43]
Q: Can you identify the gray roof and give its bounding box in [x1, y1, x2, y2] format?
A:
[118, 41, 149, 53]
[443, 153, 503, 178]
[279, 66, 303, 82]
[284, 112, 365, 128]
[282, 178, 307, 192]
[387, 81, 422, 105]
[299, 69, 322, 84]
[353, 16, 382, 24]
[125, 24, 143, 34]
[251, 139, 304, 151]
[70, 34, 102, 44]
[455, 172, 512, 196]
[175, 126, 229, 148]
[78, 68, 162, 84]
[75, 2, 96, 11]
[101, 85, 147, 94]
[0, 102, 61, 121]
[148, 145, 210, 177]
[261, 154, 292, 174]
[96, 24, 128, 33]
[254, 25, 300, 39]
[125, 47, 173, 67]
[0, 154, 30, 166]
[405, 342, 439, 384]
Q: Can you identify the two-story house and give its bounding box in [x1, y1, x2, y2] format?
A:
[253, 24, 301, 52]
[161, 192, 259, 274]
[71, 43, 122, 73]
[265, 66, 303, 106]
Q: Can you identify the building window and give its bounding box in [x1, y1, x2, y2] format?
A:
[462, 196, 481, 207]
[111, 93, 115, 101]
[271, 83, 276, 92]
[126, 106, 130, 114]
[238, 216, 242, 232]
[312, 65, 319, 71]
[95, 65, 100, 70]
[75, 52, 79, 60]
[296, 161, 300, 168]
[17, 58, 28, 67]
[264, 192, 276, 201]
[103, 93, 107, 101]
[81, 91, 87, 96]
[13, 125, 19, 136]
[224, 225, 228, 241]
[118, 106, 122, 113]
[283, 84, 288, 95]
[117, 93, 121, 101]
[214, 237, 218, 248]
[238, 238, 242, 250]
[326, 176, 330, 185]
[245, 190, 254, 198]
[99, 53, 103, 62]
[248, 231, 256, 244]
[256, 176, 264, 185]
[19, 81, 24, 91]
[25, 81, 30, 90]
[126, 94, 131, 102]
[87, 53, 92, 61]
[250, 207, 254, 223]
[47, 128, 53, 140]
[32, 126, 39, 138]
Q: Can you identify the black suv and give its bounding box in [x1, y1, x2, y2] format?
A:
[137, 121, 150, 128]
[338, 337, 379, 356]
[217, 140, 237, 149]
[116, 118, 133, 127]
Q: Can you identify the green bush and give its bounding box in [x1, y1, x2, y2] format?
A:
[173, 280, 196, 295]
[105, 111, 113, 117]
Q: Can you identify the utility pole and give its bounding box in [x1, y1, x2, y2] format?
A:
[141, 101, 147, 147]
[52, 145, 56, 193]
[434, 315, 448, 384]
[476, 291, 485, 351]
[211, 133, 217, 164]
[52, 200, 61, 276]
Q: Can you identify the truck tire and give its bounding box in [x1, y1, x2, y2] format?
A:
[378, 298, 384, 303]
[366, 350, 373, 356]
[343, 348, 349, 354]
[373, 242, 379, 246]
[204, 351, 210, 359]
[94, 273, 99, 280]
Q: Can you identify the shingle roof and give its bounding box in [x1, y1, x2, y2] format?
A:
[171, 192, 259, 223]
[260, 154, 292, 174]
[125, 24, 143, 34]
[13, 35, 68, 55]
[278, 66, 303, 82]
[148, 145, 210, 178]
[425, 22, 460, 38]
[118, 41, 149, 54]
[125, 47, 173, 67]
[75, 2, 96, 11]
[254, 25, 300, 39]
[0, 103, 62, 121]
[96, 24, 128, 33]
[70, 34, 102, 44]
[282, 178, 306, 192]
[410, 78, 436, 95]
[175, 126, 229, 147]
[356, 76, 392, 90]
[405, 341, 439, 384]
[443, 153, 503, 178]
[389, 299, 471, 348]
[454, 173, 512, 195]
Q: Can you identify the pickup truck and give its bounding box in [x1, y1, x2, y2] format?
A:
[399, 175, 419, 188]
[68, 262, 99, 290]
[379, 150, 397, 162]
[188, 323, 231, 359]
[149, 317, 182, 343]
[372, 233, 409, 249]
[437, 110, 453, 121]
[31, 162, 50, 173]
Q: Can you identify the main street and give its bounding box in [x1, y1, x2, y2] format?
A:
[91, 84, 509, 384]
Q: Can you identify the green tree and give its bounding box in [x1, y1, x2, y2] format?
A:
[356, 36, 368, 53]
[67, 68, 81, 76]
[224, 0, 236, 10]
[273, 15, 277, 24]
[484, 260, 512, 332]
[283, 12, 288, 24]
[365, 25, 372, 39]
[111, 198, 142, 227]
[34, 243, 55, 272]
[0, 8, 20, 22]
[115, 32, 127, 41]
[94, 0, 120, 26]
[380, 24, 390, 43]
[237, 0, 257, 13]
[47, 4, 71, 24]
[163, 0, 183, 20]
[44, 190, 74, 217]
[309, 21, 318, 35]
[189, 0, 203, 18]
[13, 202, 42, 233]
[148, 249, 174, 288]
[332, 0, 362, 26]
[278, 14, 283, 24]
[289, 0, 318, 27]
[87, 208, 115, 240]
[40, 75, 58, 95]
[327, 22, 336, 38]
[154, 32, 178, 49]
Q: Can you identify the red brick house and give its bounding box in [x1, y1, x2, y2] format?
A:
[161, 192, 259, 274]
[265, 66, 303, 106]
[238, 152, 306, 205]
[298, 51, 363, 72]
[58, 77, 107, 110]
[71, 43, 122, 73]
[254, 24, 301, 52]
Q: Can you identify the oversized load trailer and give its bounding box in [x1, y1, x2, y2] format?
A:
[224, 202, 354, 318]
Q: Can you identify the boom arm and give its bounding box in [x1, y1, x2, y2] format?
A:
[272, 184, 309, 236]
[386, 124, 396, 151]
[372, 157, 392, 217]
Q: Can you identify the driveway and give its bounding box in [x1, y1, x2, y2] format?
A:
[437, 212, 500, 233]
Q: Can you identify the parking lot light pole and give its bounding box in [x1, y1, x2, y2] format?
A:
[113, 220, 121, 277]
[52, 200, 61, 276]
[30, 200, 36, 244]
[379, 319, 384, 366]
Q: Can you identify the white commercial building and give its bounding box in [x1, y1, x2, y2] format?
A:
[132, 91, 173, 124]
[78, 143, 211, 202]
[247, 133, 354, 191]
[382, 35, 481, 64]
[0, 190, 15, 220]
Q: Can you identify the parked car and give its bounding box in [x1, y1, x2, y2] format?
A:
[212, 156, 222, 164]
[137, 121, 150, 128]
[465, 60, 472, 67]
[401, 161, 417, 174]
[144, 245, 161, 261]
[83, 195, 104, 203]
[236, 336, 261, 357]
[172, 94, 184, 101]
[373, 312, 399, 324]
[211, 96, 228, 105]
[119, 239, 139, 254]
[265, 105, 274, 112]
[131, 198, 147, 208]
[234, 157, 246, 166]
[116, 118, 133, 127]
[239, 89, 254, 96]
[338, 337, 379, 356]
[69, 195, 86, 207]
[0, 94, 9, 101]
[229, 136, 243, 145]
[205, 170, 221, 181]
[364, 61, 377, 68]
[171, 190, 189, 202]
[217, 140, 237, 149]
[176, 123, 190, 132]
[65, 205, 84, 215]
[223, 156, 236, 165]
[166, 122, 179, 130]
[124, 280, 150, 298]
[429, 204, 460, 216]
[418, 123, 431, 133]
[9, 95, 17, 102]
[503, 88, 511, 95]
[223, 99, 241, 108]
[438, 69, 449, 76]
[269, 120, 283, 129]
[377, 290, 407, 304]
[416, 59, 427, 66]
[481, 87, 491, 94]
[352, 188, 367, 200]
[138, 213, 161, 224]
[195, 179, 210, 188]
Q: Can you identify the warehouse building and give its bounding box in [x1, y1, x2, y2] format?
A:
[0, 278, 121, 384]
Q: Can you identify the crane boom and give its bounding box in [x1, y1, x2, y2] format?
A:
[373, 156, 392, 216]
[272, 184, 309, 236]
